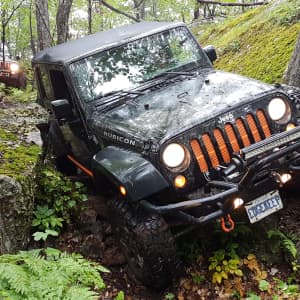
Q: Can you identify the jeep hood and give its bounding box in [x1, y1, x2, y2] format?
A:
[91, 69, 274, 142]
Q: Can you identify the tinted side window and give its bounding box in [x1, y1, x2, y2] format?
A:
[49, 70, 71, 101]
[34, 66, 46, 100]
[39, 65, 53, 99]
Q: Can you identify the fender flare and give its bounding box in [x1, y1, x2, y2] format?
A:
[92, 146, 169, 201]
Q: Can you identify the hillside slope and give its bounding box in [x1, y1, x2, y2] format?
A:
[192, 0, 300, 83]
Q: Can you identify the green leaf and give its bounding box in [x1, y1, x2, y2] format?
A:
[246, 292, 261, 300]
[32, 219, 41, 227]
[164, 292, 175, 300]
[235, 269, 243, 277]
[33, 231, 48, 241]
[96, 265, 110, 273]
[45, 229, 59, 237]
[258, 280, 269, 292]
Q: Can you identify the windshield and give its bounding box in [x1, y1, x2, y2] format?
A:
[70, 26, 211, 102]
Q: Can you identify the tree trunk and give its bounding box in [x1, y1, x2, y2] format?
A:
[284, 33, 300, 87]
[29, 0, 36, 56]
[151, 0, 157, 19]
[56, 0, 73, 44]
[194, 0, 200, 19]
[35, 0, 51, 50]
[88, 0, 92, 34]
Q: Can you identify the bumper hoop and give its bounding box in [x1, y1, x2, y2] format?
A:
[140, 181, 238, 213]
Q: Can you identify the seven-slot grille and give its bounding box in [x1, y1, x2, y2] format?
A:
[190, 109, 272, 172]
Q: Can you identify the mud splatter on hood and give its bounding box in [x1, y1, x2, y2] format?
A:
[91, 69, 274, 142]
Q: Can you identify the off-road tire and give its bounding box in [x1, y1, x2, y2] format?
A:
[107, 197, 181, 290]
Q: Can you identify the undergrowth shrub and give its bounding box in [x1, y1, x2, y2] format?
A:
[33, 167, 88, 241]
[0, 84, 36, 103]
[0, 248, 109, 300]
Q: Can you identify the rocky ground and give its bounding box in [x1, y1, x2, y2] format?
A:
[51, 188, 300, 300]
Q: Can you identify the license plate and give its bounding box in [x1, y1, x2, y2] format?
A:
[245, 190, 283, 223]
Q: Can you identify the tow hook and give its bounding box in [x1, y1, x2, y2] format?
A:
[220, 214, 235, 233]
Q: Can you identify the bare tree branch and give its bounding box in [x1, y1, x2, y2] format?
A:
[197, 0, 268, 7]
[3, 0, 25, 27]
[100, 0, 140, 22]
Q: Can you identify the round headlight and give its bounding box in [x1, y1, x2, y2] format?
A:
[10, 63, 19, 73]
[162, 143, 187, 169]
[268, 97, 287, 121]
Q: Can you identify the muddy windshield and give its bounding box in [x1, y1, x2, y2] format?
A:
[70, 26, 211, 102]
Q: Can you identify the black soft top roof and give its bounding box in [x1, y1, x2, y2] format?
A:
[32, 21, 184, 65]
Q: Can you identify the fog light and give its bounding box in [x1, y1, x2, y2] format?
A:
[233, 197, 244, 209]
[280, 173, 292, 184]
[286, 123, 296, 131]
[119, 185, 127, 196]
[174, 175, 187, 188]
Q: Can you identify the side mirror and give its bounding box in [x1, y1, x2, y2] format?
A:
[203, 45, 217, 64]
[51, 99, 74, 122]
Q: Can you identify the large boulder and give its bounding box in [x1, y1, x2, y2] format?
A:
[0, 175, 35, 253]
[0, 99, 47, 254]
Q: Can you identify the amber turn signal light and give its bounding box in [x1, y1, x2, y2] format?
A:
[286, 123, 296, 131]
[119, 185, 127, 196]
[174, 175, 187, 188]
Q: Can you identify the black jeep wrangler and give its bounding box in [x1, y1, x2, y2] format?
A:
[0, 45, 26, 89]
[33, 21, 300, 289]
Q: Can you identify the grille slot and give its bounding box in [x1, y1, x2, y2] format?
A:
[190, 110, 272, 172]
[0, 61, 10, 70]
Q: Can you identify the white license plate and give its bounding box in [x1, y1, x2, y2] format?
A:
[245, 190, 283, 223]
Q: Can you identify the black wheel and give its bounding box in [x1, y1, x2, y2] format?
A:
[107, 197, 181, 290]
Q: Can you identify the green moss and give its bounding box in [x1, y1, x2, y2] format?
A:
[0, 143, 41, 178]
[0, 128, 18, 141]
[215, 23, 300, 83]
[192, 0, 300, 84]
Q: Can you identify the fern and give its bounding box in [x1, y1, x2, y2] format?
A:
[0, 248, 109, 300]
[267, 229, 298, 259]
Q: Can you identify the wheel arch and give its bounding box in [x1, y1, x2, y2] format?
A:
[92, 146, 169, 201]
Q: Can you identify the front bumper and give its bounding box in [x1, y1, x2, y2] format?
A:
[141, 126, 300, 225]
[0, 70, 20, 86]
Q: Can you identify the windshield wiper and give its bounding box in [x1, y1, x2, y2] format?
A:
[100, 89, 145, 98]
[95, 88, 145, 108]
[143, 70, 197, 83]
[164, 71, 197, 76]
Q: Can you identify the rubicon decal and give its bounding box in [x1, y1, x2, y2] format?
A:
[103, 131, 136, 146]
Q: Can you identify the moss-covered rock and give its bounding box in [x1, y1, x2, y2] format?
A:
[192, 0, 300, 83]
[0, 100, 47, 254]
[0, 175, 35, 253]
